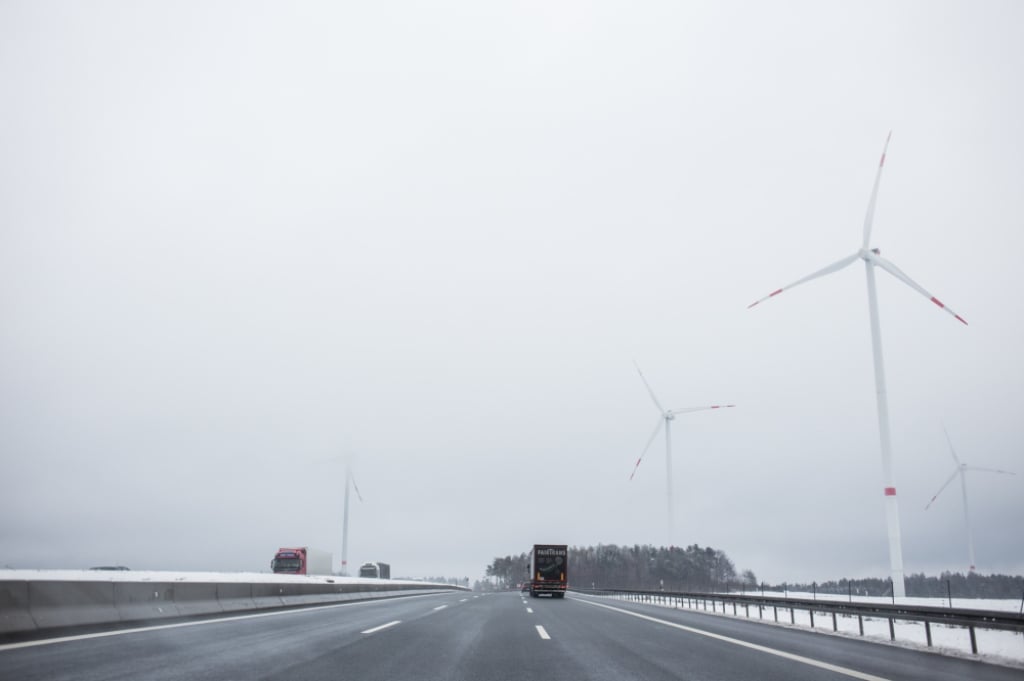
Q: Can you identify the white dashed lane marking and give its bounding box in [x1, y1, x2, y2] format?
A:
[361, 620, 401, 635]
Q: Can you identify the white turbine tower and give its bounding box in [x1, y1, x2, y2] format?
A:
[748, 133, 968, 598]
[630, 362, 734, 547]
[925, 427, 1015, 573]
[341, 463, 363, 576]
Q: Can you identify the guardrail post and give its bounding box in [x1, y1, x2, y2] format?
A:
[790, 608, 795, 625]
[733, 602, 737, 616]
[858, 615, 863, 636]
[969, 626, 978, 654]
[809, 609, 815, 628]
[925, 621, 932, 647]
[888, 618, 895, 642]
[832, 612, 838, 632]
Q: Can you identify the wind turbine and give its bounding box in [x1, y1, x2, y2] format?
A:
[925, 427, 1015, 572]
[748, 133, 967, 598]
[341, 463, 363, 576]
[630, 361, 734, 546]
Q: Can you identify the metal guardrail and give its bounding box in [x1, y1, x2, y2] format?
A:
[573, 587, 1024, 655]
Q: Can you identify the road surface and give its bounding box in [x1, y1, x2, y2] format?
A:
[1, 591, 1018, 680]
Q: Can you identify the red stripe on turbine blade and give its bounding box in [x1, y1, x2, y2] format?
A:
[955, 315, 968, 325]
[769, 289, 783, 297]
[884, 487, 897, 496]
[930, 297, 945, 309]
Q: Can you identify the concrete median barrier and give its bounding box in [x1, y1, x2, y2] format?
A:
[175, 582, 224, 617]
[0, 576, 468, 637]
[215, 583, 256, 612]
[114, 582, 180, 622]
[0, 581, 35, 635]
[28, 581, 120, 630]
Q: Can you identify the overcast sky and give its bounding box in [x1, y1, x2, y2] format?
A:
[2, 1, 1022, 586]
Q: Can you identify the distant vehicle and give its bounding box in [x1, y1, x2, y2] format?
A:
[270, 547, 332, 575]
[528, 544, 567, 598]
[89, 566, 130, 571]
[358, 561, 391, 579]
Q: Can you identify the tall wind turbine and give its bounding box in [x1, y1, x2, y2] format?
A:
[925, 427, 1015, 572]
[630, 361, 734, 546]
[341, 463, 363, 576]
[748, 133, 967, 598]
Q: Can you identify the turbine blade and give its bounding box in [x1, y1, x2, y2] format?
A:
[630, 417, 665, 481]
[350, 474, 364, 502]
[964, 466, 1016, 476]
[862, 131, 892, 249]
[869, 253, 968, 325]
[747, 253, 860, 309]
[924, 468, 960, 510]
[670, 404, 736, 415]
[633, 360, 666, 413]
[942, 426, 962, 467]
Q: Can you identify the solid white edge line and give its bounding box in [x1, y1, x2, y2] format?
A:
[361, 620, 401, 635]
[535, 625, 551, 640]
[433, 605, 448, 611]
[573, 598, 892, 681]
[0, 592, 444, 652]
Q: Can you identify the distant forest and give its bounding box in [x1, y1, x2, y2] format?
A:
[487, 544, 739, 592]
[774, 572, 1024, 600]
[486, 544, 1024, 599]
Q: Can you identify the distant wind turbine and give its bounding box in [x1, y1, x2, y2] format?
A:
[748, 133, 968, 598]
[925, 428, 1015, 573]
[630, 361, 734, 546]
[341, 463, 363, 576]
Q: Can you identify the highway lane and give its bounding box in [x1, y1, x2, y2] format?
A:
[1, 591, 1020, 680]
[0, 591, 471, 681]
[560, 594, 1020, 681]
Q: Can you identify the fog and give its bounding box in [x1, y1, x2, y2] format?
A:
[2, 1, 1022, 585]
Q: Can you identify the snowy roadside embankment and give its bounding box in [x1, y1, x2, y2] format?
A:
[0, 569, 467, 636]
[605, 590, 1024, 669]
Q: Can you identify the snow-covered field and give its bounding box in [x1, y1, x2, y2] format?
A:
[611, 590, 1024, 669]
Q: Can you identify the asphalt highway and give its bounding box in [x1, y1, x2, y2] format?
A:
[1, 591, 1019, 681]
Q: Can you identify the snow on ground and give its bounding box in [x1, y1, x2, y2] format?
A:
[0, 568, 444, 586]
[610, 590, 1024, 669]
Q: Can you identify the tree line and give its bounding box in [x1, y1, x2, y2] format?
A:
[486, 543, 740, 592]
[766, 572, 1024, 599]
[486, 546, 1024, 599]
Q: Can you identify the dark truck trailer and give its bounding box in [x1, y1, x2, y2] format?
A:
[528, 544, 567, 598]
[359, 561, 391, 579]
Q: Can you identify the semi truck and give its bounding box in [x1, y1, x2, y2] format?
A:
[358, 561, 391, 579]
[270, 547, 333, 575]
[528, 544, 568, 598]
